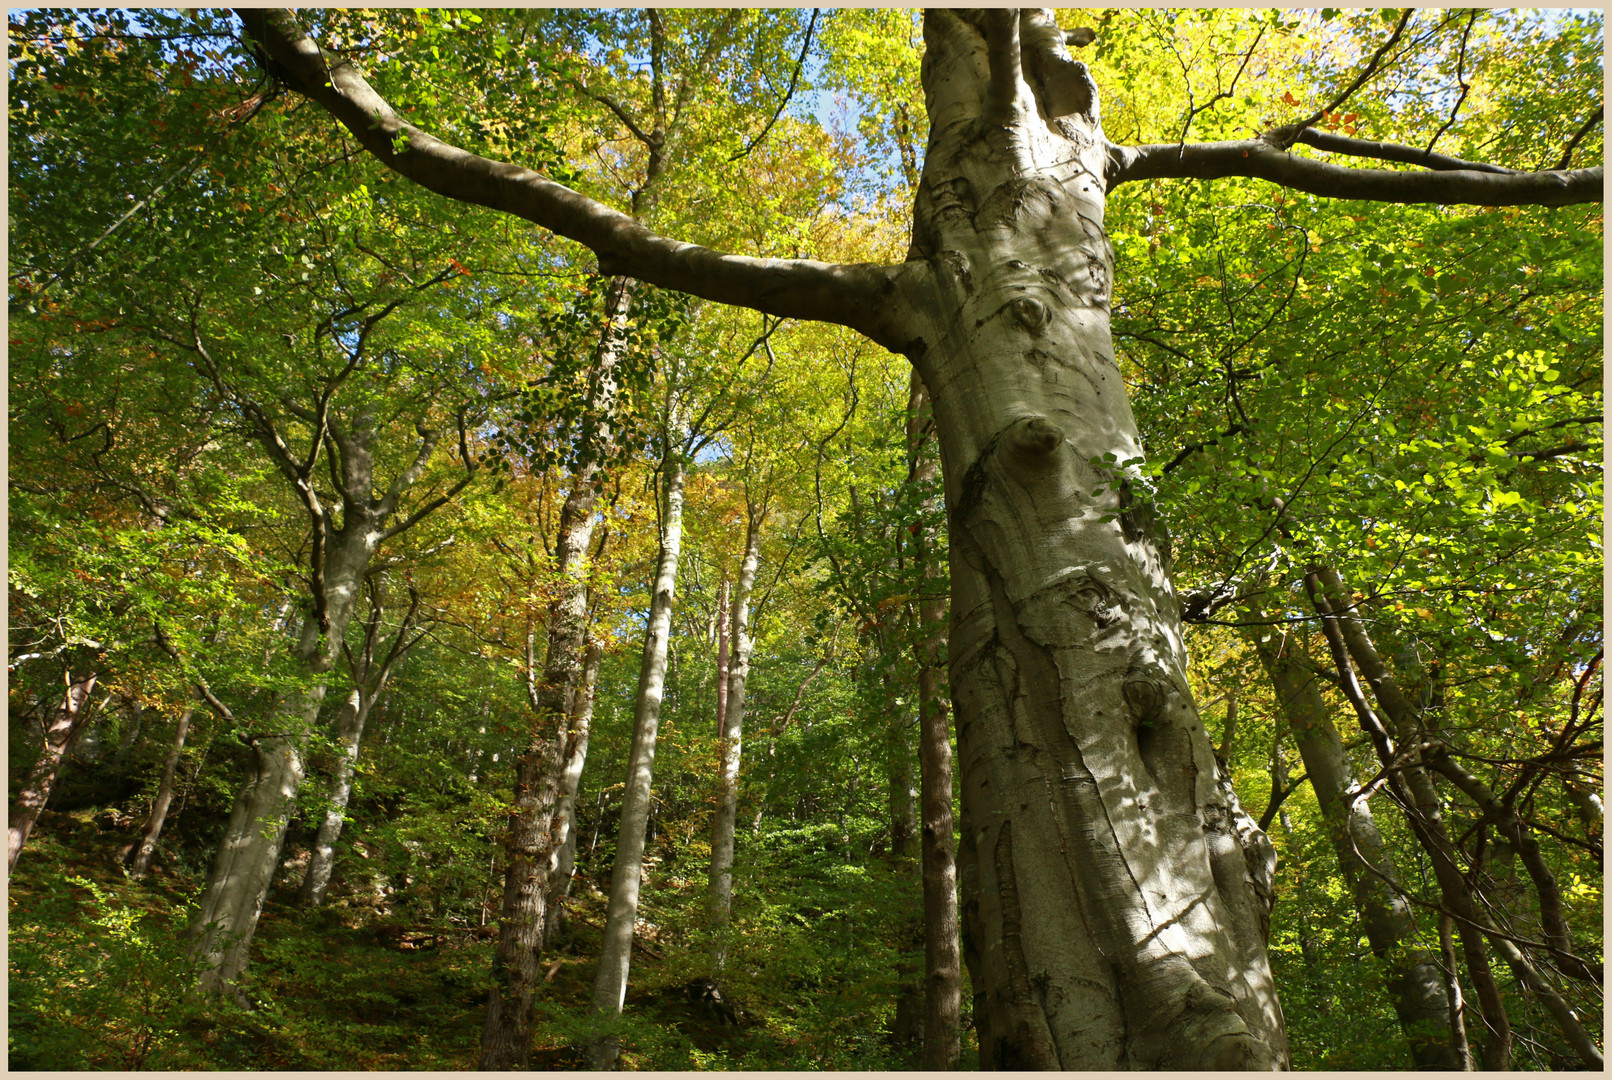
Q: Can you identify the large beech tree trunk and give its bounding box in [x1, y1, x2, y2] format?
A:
[480, 280, 633, 1071]
[128, 704, 194, 879]
[907, 374, 962, 1071]
[590, 445, 687, 1069]
[707, 501, 763, 968]
[8, 671, 98, 871]
[1251, 626, 1460, 1068]
[903, 13, 1285, 1068]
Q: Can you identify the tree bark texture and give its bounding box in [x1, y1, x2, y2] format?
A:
[715, 578, 730, 735]
[9, 672, 98, 872]
[128, 704, 194, 879]
[590, 446, 687, 1068]
[908, 372, 962, 1071]
[479, 277, 633, 1070]
[905, 13, 1285, 1068]
[188, 468, 394, 986]
[708, 502, 763, 968]
[297, 688, 370, 907]
[1253, 627, 1460, 1068]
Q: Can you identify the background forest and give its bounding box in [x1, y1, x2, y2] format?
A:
[8, 7, 1603, 1071]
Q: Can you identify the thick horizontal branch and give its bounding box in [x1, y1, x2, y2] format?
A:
[1108, 139, 1602, 206]
[237, 10, 909, 350]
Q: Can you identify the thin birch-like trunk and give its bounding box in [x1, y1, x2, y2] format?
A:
[9, 672, 98, 871]
[128, 704, 195, 878]
[590, 444, 687, 1068]
[1252, 625, 1460, 1068]
[546, 636, 604, 948]
[300, 586, 421, 907]
[907, 372, 961, 1070]
[1310, 567, 1601, 1070]
[707, 503, 763, 969]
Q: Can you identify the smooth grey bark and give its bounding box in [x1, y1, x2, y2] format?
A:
[590, 443, 687, 1069]
[715, 578, 730, 734]
[128, 704, 195, 879]
[1305, 570, 1514, 1070]
[9, 672, 98, 871]
[299, 584, 423, 907]
[1437, 915, 1474, 1070]
[906, 13, 1285, 1068]
[554, 635, 604, 890]
[546, 635, 604, 949]
[188, 562, 351, 990]
[907, 372, 962, 1071]
[708, 501, 763, 968]
[1252, 625, 1460, 1069]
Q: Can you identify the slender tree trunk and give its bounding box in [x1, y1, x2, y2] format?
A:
[908, 14, 1284, 1066]
[480, 275, 633, 1071]
[708, 502, 763, 968]
[885, 653, 920, 860]
[591, 445, 687, 1068]
[715, 578, 730, 734]
[298, 688, 373, 906]
[547, 636, 603, 948]
[1437, 915, 1473, 1070]
[9, 672, 98, 871]
[300, 586, 419, 907]
[908, 372, 961, 1070]
[113, 698, 146, 763]
[1217, 688, 1240, 764]
[1310, 567, 1601, 1069]
[1252, 626, 1460, 1068]
[128, 704, 195, 878]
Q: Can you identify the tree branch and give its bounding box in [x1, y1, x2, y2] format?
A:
[1294, 128, 1516, 174]
[1268, 9, 1413, 149]
[1108, 140, 1602, 206]
[1555, 104, 1604, 171]
[236, 9, 911, 351]
[729, 10, 819, 162]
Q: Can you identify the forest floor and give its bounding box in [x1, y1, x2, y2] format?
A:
[8, 806, 845, 1071]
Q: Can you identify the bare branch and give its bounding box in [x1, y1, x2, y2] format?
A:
[1295, 128, 1516, 174]
[1268, 9, 1414, 149]
[729, 10, 819, 162]
[1108, 140, 1602, 206]
[1426, 10, 1479, 155]
[1555, 104, 1604, 171]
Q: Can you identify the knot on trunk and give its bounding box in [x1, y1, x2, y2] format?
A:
[1122, 670, 1169, 728]
[1007, 295, 1050, 334]
[1005, 414, 1064, 458]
